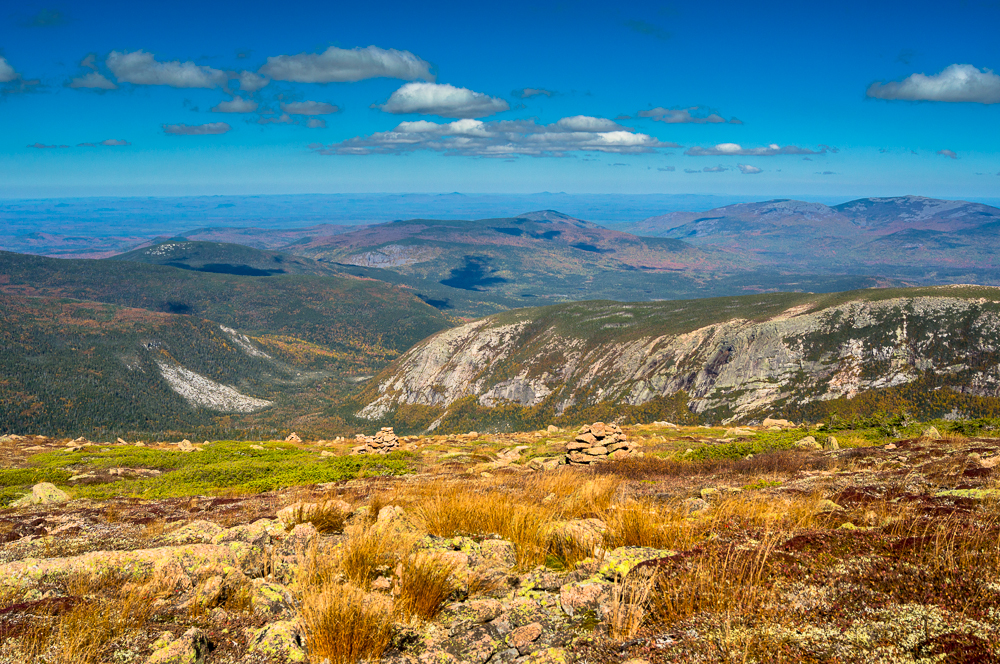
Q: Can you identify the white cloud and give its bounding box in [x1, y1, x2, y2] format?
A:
[0, 57, 20, 83]
[513, 87, 555, 98]
[306, 118, 327, 129]
[163, 122, 231, 135]
[108, 50, 227, 88]
[28, 142, 69, 149]
[281, 101, 339, 115]
[236, 70, 268, 92]
[555, 115, 626, 132]
[686, 143, 833, 156]
[69, 71, 117, 89]
[737, 164, 762, 174]
[212, 96, 259, 113]
[638, 107, 727, 124]
[867, 64, 1000, 104]
[378, 82, 509, 118]
[259, 45, 433, 83]
[99, 139, 130, 146]
[703, 165, 728, 172]
[937, 149, 958, 159]
[314, 116, 679, 157]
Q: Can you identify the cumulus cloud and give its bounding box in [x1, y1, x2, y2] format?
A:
[867, 64, 1000, 104]
[0, 57, 21, 83]
[281, 101, 340, 115]
[108, 50, 227, 88]
[703, 165, 728, 172]
[378, 82, 509, 118]
[99, 139, 130, 146]
[313, 115, 680, 157]
[212, 96, 258, 113]
[513, 88, 555, 98]
[306, 118, 327, 129]
[737, 164, 762, 174]
[685, 143, 834, 156]
[69, 71, 117, 89]
[236, 70, 268, 92]
[163, 122, 231, 135]
[639, 107, 728, 124]
[259, 45, 433, 83]
[937, 149, 958, 159]
[28, 143, 69, 148]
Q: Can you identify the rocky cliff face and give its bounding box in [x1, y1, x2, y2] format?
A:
[356, 286, 1000, 423]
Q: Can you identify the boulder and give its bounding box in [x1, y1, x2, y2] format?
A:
[825, 436, 840, 451]
[285, 432, 302, 443]
[247, 621, 307, 663]
[11, 482, 69, 507]
[145, 627, 210, 664]
[923, 426, 942, 440]
[177, 440, 196, 453]
[509, 622, 543, 652]
[762, 417, 794, 428]
[251, 580, 295, 618]
[794, 436, 822, 451]
[164, 520, 224, 545]
[559, 581, 611, 617]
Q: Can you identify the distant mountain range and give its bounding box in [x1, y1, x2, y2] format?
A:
[623, 196, 1000, 284]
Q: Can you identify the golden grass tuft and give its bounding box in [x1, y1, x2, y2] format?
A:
[12, 584, 152, 664]
[301, 583, 394, 664]
[393, 551, 458, 621]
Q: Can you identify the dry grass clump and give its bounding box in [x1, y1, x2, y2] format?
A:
[394, 551, 459, 620]
[650, 534, 780, 624]
[338, 523, 412, 590]
[595, 450, 833, 481]
[413, 476, 619, 569]
[286, 500, 351, 533]
[608, 574, 657, 640]
[10, 583, 152, 664]
[301, 583, 394, 664]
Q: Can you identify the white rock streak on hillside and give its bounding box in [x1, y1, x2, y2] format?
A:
[156, 361, 273, 412]
[220, 325, 272, 358]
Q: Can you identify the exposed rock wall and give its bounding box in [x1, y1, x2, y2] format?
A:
[357, 290, 1000, 422]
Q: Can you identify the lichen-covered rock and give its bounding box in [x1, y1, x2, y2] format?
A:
[11, 482, 69, 507]
[145, 627, 209, 664]
[509, 622, 543, 651]
[0, 544, 244, 589]
[558, 580, 611, 617]
[480, 539, 517, 568]
[522, 647, 570, 664]
[251, 579, 295, 618]
[794, 436, 822, 450]
[164, 520, 224, 545]
[247, 620, 307, 662]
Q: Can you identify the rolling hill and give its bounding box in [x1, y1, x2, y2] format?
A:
[0, 250, 453, 437]
[352, 285, 1000, 432]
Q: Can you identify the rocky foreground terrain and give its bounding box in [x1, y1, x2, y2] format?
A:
[2, 420, 1000, 663]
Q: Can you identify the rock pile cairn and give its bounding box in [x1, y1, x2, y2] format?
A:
[565, 422, 634, 464]
[351, 427, 400, 455]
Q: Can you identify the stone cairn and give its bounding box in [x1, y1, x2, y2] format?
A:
[565, 422, 634, 464]
[351, 427, 400, 455]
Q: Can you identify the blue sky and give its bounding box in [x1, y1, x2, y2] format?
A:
[0, 0, 998, 199]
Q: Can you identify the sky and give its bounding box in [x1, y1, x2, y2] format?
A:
[0, 0, 998, 199]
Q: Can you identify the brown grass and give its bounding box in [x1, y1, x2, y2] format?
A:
[301, 583, 394, 664]
[12, 584, 152, 664]
[393, 551, 458, 621]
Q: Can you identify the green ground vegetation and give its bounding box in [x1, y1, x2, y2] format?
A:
[3, 441, 412, 505]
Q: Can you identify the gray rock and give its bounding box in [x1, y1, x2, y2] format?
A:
[11, 482, 69, 507]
